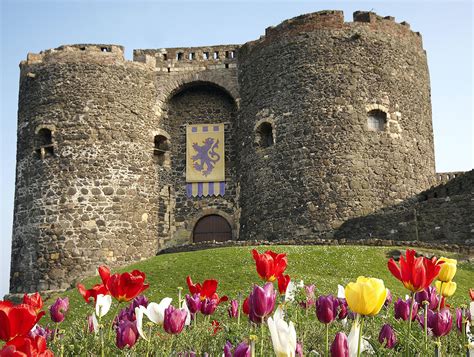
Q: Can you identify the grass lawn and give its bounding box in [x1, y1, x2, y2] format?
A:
[49, 245, 474, 326]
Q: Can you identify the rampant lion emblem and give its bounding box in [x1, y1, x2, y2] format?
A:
[191, 137, 221, 177]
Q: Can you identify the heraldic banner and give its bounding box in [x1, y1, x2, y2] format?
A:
[186, 123, 225, 197]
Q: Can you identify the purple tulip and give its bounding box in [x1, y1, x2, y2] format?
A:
[49, 297, 69, 323]
[455, 307, 471, 334]
[378, 324, 397, 349]
[415, 286, 439, 310]
[224, 341, 233, 357]
[337, 298, 348, 320]
[163, 305, 187, 334]
[29, 325, 54, 341]
[316, 295, 339, 324]
[427, 308, 453, 337]
[200, 297, 218, 315]
[330, 332, 349, 357]
[185, 294, 201, 315]
[248, 282, 276, 324]
[234, 341, 251, 357]
[384, 289, 392, 307]
[116, 319, 139, 349]
[394, 298, 418, 321]
[228, 299, 239, 318]
[131, 295, 149, 310]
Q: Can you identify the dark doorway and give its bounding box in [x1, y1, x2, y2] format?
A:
[193, 215, 232, 243]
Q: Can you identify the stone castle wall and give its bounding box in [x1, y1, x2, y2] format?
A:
[9, 11, 470, 294]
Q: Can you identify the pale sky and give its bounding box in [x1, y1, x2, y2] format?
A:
[0, 0, 472, 298]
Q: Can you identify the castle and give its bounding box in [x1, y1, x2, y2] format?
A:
[10, 10, 473, 294]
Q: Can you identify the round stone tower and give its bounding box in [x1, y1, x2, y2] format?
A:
[11, 45, 160, 292]
[237, 11, 435, 241]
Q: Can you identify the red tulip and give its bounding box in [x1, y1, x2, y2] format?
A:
[252, 249, 287, 282]
[1, 335, 54, 357]
[470, 288, 474, 301]
[0, 302, 44, 342]
[186, 276, 219, 300]
[277, 274, 291, 295]
[387, 249, 443, 292]
[211, 320, 221, 335]
[242, 297, 250, 315]
[22, 293, 43, 314]
[106, 270, 149, 302]
[98, 265, 111, 284]
[77, 283, 109, 304]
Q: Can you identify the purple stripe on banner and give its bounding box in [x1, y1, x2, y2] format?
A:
[208, 182, 215, 196]
[213, 125, 220, 132]
[186, 184, 192, 198]
[202, 126, 208, 132]
[219, 182, 225, 196]
[191, 127, 198, 133]
[197, 182, 203, 197]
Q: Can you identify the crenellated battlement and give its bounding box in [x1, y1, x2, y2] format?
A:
[133, 45, 240, 72]
[243, 10, 423, 54]
[21, 44, 125, 67]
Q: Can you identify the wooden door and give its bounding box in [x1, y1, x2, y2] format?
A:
[193, 215, 232, 243]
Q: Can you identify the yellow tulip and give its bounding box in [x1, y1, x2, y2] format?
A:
[435, 280, 457, 297]
[437, 257, 457, 282]
[345, 276, 387, 316]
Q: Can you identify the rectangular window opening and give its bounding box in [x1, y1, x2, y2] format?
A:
[203, 52, 209, 60]
[163, 53, 168, 61]
[189, 52, 195, 60]
[176, 52, 183, 61]
[213, 51, 219, 60]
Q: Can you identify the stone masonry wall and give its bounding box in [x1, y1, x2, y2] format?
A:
[237, 11, 434, 242]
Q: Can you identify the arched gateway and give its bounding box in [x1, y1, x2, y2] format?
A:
[193, 215, 232, 243]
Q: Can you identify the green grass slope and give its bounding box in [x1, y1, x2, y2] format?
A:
[54, 245, 473, 325]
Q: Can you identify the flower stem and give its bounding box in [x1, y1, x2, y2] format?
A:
[260, 321, 265, 356]
[405, 292, 416, 357]
[98, 308, 104, 357]
[437, 282, 443, 311]
[145, 325, 152, 357]
[356, 315, 364, 357]
[325, 323, 329, 357]
[423, 303, 428, 353]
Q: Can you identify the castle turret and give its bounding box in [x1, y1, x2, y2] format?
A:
[11, 45, 160, 292]
[236, 11, 434, 241]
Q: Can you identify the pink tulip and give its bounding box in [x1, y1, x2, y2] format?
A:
[49, 297, 69, 323]
[116, 319, 139, 349]
[330, 332, 349, 357]
[248, 282, 276, 324]
[163, 305, 187, 334]
[228, 299, 239, 318]
[428, 308, 453, 337]
[185, 294, 201, 314]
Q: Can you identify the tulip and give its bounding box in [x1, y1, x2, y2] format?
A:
[28, 325, 55, 341]
[301, 284, 316, 308]
[330, 332, 349, 357]
[470, 288, 474, 301]
[455, 307, 471, 333]
[436, 257, 457, 282]
[186, 276, 217, 300]
[378, 324, 396, 349]
[49, 297, 69, 323]
[248, 282, 276, 323]
[295, 342, 303, 357]
[427, 308, 453, 337]
[394, 298, 418, 321]
[186, 294, 202, 314]
[1, 335, 54, 357]
[285, 280, 304, 302]
[135, 297, 172, 339]
[435, 280, 457, 297]
[163, 305, 187, 335]
[387, 249, 443, 292]
[316, 295, 339, 324]
[268, 313, 297, 357]
[338, 298, 348, 320]
[252, 249, 288, 282]
[345, 276, 387, 316]
[224, 341, 233, 357]
[228, 299, 239, 318]
[278, 274, 291, 295]
[201, 297, 218, 315]
[116, 319, 139, 349]
[77, 283, 109, 303]
[234, 341, 251, 357]
[0, 301, 45, 343]
[87, 314, 99, 333]
[22, 293, 43, 314]
[384, 289, 392, 307]
[106, 269, 149, 302]
[415, 286, 439, 310]
[95, 294, 112, 318]
[242, 296, 250, 315]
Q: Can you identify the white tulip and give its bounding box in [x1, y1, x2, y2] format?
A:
[95, 294, 112, 318]
[348, 318, 374, 357]
[91, 313, 99, 333]
[268, 313, 297, 357]
[337, 284, 345, 299]
[285, 280, 304, 302]
[135, 297, 173, 340]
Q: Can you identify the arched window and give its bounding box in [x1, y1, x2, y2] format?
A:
[256, 122, 274, 148]
[367, 110, 387, 132]
[35, 128, 54, 159]
[154, 135, 170, 166]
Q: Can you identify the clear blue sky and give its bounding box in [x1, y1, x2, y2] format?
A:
[0, 0, 472, 298]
